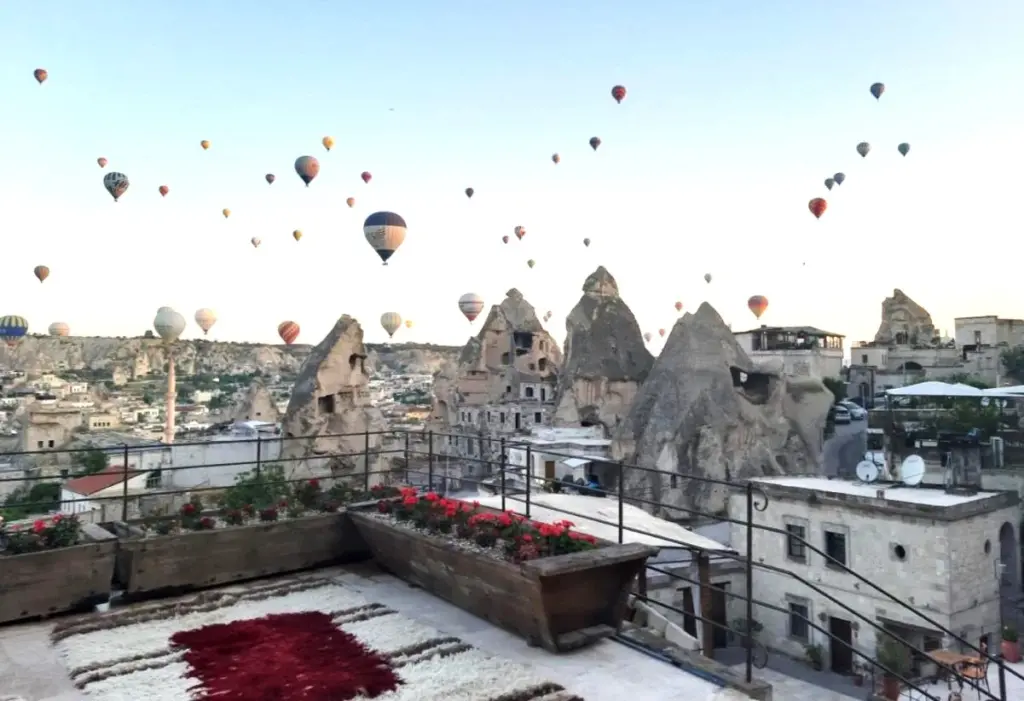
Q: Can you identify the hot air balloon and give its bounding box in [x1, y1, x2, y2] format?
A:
[589, 137, 601, 151]
[748, 295, 769, 319]
[33, 69, 48, 84]
[458, 293, 485, 322]
[704, 273, 712, 284]
[194, 308, 217, 335]
[278, 321, 300, 345]
[200, 140, 210, 150]
[294, 156, 320, 186]
[97, 158, 108, 168]
[222, 208, 231, 218]
[361, 171, 372, 184]
[552, 153, 560, 164]
[870, 82, 885, 100]
[0, 316, 28, 349]
[322, 136, 335, 151]
[583, 238, 591, 247]
[153, 308, 185, 344]
[514, 226, 525, 241]
[292, 230, 302, 242]
[898, 142, 910, 157]
[527, 259, 536, 269]
[251, 237, 261, 248]
[404, 319, 413, 329]
[103, 172, 129, 202]
[808, 197, 827, 219]
[824, 178, 834, 191]
[833, 172, 846, 186]
[674, 301, 683, 312]
[465, 187, 474, 199]
[502, 235, 509, 244]
[658, 328, 666, 338]
[159, 185, 169, 197]
[48, 322, 69, 338]
[611, 85, 627, 104]
[33, 265, 49, 283]
[364, 211, 406, 265]
[643, 332, 652, 343]
[346, 197, 356, 208]
[856, 142, 871, 158]
[380, 312, 402, 338]
[265, 174, 275, 184]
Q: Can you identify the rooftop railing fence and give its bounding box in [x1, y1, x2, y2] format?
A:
[0, 428, 1019, 700]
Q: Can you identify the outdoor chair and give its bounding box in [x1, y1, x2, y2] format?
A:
[957, 657, 989, 697]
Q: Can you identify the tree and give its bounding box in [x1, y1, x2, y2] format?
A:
[142, 391, 155, 405]
[1, 482, 61, 520]
[822, 377, 846, 405]
[942, 373, 991, 389]
[1002, 347, 1024, 384]
[74, 448, 109, 476]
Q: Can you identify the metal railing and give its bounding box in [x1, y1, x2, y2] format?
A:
[0, 427, 1019, 700]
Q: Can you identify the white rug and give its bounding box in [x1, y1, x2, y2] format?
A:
[51, 576, 585, 701]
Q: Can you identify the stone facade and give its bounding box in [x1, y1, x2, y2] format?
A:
[873, 289, 937, 346]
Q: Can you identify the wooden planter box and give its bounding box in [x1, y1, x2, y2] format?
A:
[347, 509, 656, 653]
[109, 511, 369, 598]
[0, 523, 117, 624]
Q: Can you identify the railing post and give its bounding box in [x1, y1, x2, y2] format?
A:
[255, 435, 262, 479]
[427, 431, 434, 492]
[499, 438, 507, 512]
[404, 432, 410, 484]
[363, 429, 371, 492]
[999, 659, 1007, 701]
[745, 481, 755, 684]
[121, 445, 130, 522]
[524, 445, 532, 518]
[617, 460, 625, 544]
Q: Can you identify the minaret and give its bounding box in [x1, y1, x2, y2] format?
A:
[164, 347, 176, 444]
[153, 307, 186, 445]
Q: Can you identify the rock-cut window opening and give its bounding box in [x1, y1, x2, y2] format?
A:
[513, 331, 534, 350]
[348, 353, 366, 374]
[318, 394, 336, 415]
[538, 358, 548, 372]
[731, 366, 772, 405]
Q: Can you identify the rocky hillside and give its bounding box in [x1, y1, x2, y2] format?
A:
[0, 336, 461, 377]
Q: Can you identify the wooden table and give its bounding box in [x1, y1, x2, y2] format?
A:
[928, 651, 981, 689]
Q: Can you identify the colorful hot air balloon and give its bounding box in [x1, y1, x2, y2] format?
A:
[658, 328, 666, 338]
[552, 153, 561, 164]
[674, 301, 683, 312]
[159, 185, 169, 197]
[527, 259, 536, 269]
[33, 69, 48, 84]
[103, 172, 129, 202]
[251, 237, 261, 248]
[824, 178, 834, 191]
[346, 197, 356, 208]
[322, 136, 335, 151]
[870, 82, 885, 100]
[33, 265, 49, 283]
[48, 322, 69, 338]
[833, 172, 846, 186]
[294, 156, 320, 186]
[380, 312, 402, 339]
[97, 157, 108, 168]
[898, 142, 910, 157]
[748, 295, 769, 319]
[404, 319, 413, 329]
[194, 308, 217, 335]
[856, 142, 871, 158]
[502, 235, 509, 244]
[364, 211, 406, 265]
[611, 85, 627, 104]
[361, 171, 372, 184]
[200, 140, 210, 150]
[808, 198, 827, 219]
[222, 208, 231, 218]
[153, 308, 185, 344]
[589, 137, 602, 151]
[0, 316, 28, 349]
[265, 174, 275, 184]
[583, 238, 591, 247]
[292, 230, 302, 242]
[465, 187, 474, 199]
[458, 293, 485, 322]
[514, 226, 525, 241]
[643, 332, 652, 343]
[704, 273, 712, 284]
[278, 321, 300, 345]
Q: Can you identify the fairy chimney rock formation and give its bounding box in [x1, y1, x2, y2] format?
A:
[230, 379, 280, 423]
[613, 302, 832, 519]
[873, 288, 936, 346]
[553, 267, 654, 436]
[281, 315, 386, 481]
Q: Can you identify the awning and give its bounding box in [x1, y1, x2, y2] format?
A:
[887, 381, 983, 397]
[560, 457, 592, 469]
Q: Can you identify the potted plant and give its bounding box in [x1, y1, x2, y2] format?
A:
[877, 637, 911, 701]
[1003, 624, 1021, 663]
[804, 643, 824, 670]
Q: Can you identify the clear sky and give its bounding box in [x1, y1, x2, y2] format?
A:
[2, 2, 1022, 351]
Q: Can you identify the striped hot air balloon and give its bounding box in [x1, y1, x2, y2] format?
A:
[363, 211, 407, 265]
[458, 293, 485, 322]
[48, 322, 70, 337]
[194, 308, 217, 335]
[0, 315, 29, 348]
[278, 321, 300, 345]
[748, 295, 769, 320]
[380, 312, 402, 338]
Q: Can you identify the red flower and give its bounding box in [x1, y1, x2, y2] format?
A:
[424, 492, 439, 502]
[51, 514, 63, 523]
[182, 503, 196, 514]
[308, 479, 320, 488]
[32, 519, 46, 533]
[402, 496, 418, 507]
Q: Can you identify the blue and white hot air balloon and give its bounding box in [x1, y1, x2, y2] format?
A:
[0, 315, 29, 349]
[363, 211, 407, 265]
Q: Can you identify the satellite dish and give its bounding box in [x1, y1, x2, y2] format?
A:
[900, 455, 926, 486]
[856, 460, 880, 483]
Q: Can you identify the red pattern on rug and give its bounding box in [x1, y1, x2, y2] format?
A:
[169, 611, 401, 700]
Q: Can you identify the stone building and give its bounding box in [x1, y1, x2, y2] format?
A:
[229, 379, 281, 423]
[732, 325, 843, 380]
[729, 476, 1020, 677]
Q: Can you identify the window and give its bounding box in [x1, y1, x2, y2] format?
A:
[825, 529, 847, 567]
[788, 599, 810, 642]
[36, 440, 43, 449]
[505, 385, 512, 395]
[145, 470, 162, 489]
[540, 387, 547, 401]
[786, 523, 807, 561]
[670, 474, 678, 489]
[524, 386, 534, 398]
[317, 394, 336, 415]
[974, 330, 983, 346]
[538, 358, 548, 372]
[499, 412, 505, 423]
[48, 439, 55, 448]
[501, 352, 510, 365]
[534, 412, 542, 423]
[861, 354, 868, 364]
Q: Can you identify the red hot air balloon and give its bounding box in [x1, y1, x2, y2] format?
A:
[502, 235, 509, 244]
[159, 185, 169, 197]
[514, 226, 525, 240]
[748, 295, 769, 319]
[97, 158, 108, 168]
[658, 328, 666, 338]
[33, 69, 48, 84]
[808, 197, 827, 219]
[361, 171, 372, 184]
[611, 85, 627, 104]
[674, 301, 683, 312]
[278, 321, 300, 345]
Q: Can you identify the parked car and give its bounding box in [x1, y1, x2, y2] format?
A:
[840, 400, 867, 421]
[833, 405, 852, 425]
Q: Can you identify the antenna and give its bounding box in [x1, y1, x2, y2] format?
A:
[855, 460, 880, 483]
[900, 455, 925, 487]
